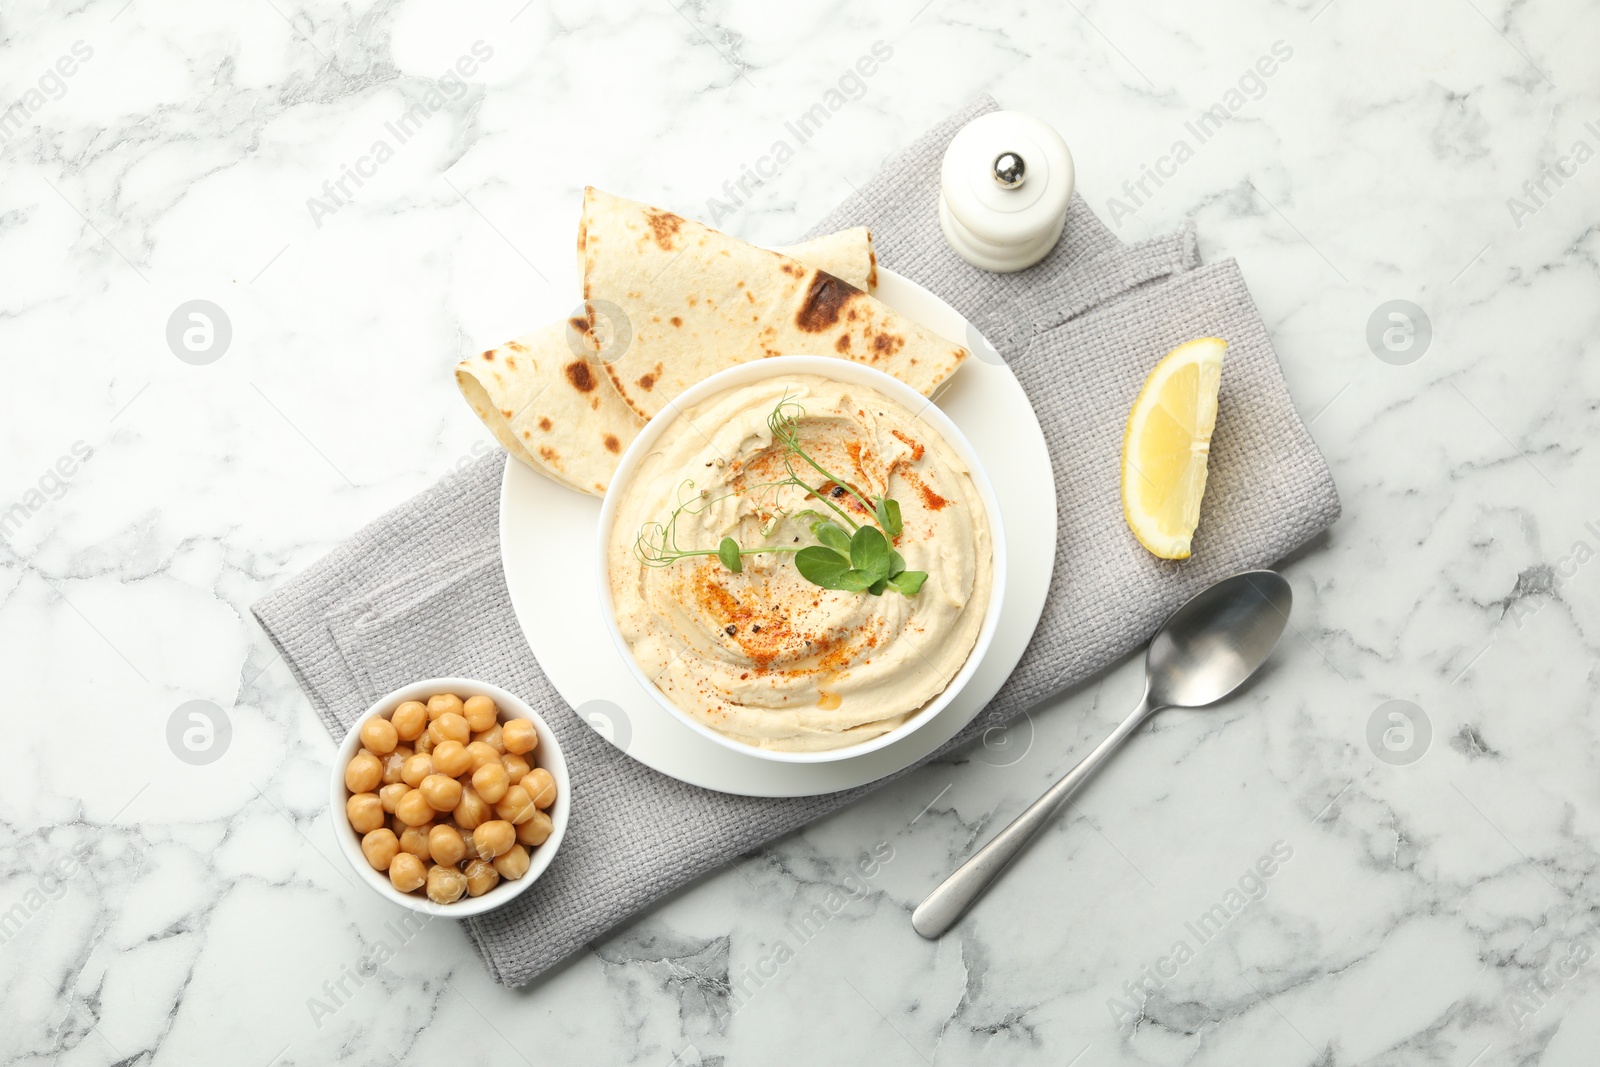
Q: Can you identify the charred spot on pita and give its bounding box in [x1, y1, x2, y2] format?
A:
[565, 360, 597, 392]
[796, 271, 863, 333]
[604, 434, 621, 453]
[645, 210, 683, 251]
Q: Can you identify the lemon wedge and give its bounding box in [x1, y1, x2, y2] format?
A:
[1121, 337, 1227, 559]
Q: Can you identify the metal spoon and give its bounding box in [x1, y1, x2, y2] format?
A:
[912, 569, 1293, 938]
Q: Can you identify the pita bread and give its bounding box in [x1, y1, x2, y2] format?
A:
[456, 230, 878, 496]
[775, 229, 876, 291]
[580, 187, 966, 421]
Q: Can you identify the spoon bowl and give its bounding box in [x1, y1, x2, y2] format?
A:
[1147, 570, 1292, 708]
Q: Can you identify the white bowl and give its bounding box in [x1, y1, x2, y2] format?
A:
[329, 677, 570, 917]
[597, 355, 1007, 765]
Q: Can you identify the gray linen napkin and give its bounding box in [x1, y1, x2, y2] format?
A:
[253, 96, 1339, 987]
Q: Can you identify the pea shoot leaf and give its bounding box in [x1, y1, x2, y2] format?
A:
[717, 537, 743, 573]
[832, 569, 875, 593]
[875, 497, 903, 538]
[794, 545, 852, 588]
[886, 570, 928, 596]
[850, 525, 891, 583]
[811, 520, 852, 555]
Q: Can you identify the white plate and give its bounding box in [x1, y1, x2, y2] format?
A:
[499, 268, 1056, 797]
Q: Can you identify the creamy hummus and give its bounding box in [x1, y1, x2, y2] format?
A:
[607, 374, 993, 752]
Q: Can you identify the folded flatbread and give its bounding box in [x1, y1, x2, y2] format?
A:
[581, 187, 967, 421]
[456, 229, 876, 496]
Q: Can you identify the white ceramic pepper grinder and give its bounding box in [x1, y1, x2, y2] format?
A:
[939, 110, 1075, 272]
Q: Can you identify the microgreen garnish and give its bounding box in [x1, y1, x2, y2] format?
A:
[635, 480, 803, 570]
[875, 496, 903, 538]
[795, 521, 925, 596]
[635, 396, 929, 597]
[813, 520, 851, 554]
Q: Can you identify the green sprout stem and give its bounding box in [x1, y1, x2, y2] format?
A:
[769, 399, 881, 524]
[781, 455, 861, 532]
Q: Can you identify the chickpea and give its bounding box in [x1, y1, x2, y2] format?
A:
[464, 858, 500, 897]
[460, 829, 488, 862]
[401, 753, 433, 788]
[494, 785, 535, 825]
[474, 723, 506, 754]
[395, 788, 436, 827]
[380, 749, 407, 786]
[426, 864, 468, 904]
[521, 767, 557, 810]
[502, 718, 538, 755]
[500, 753, 531, 782]
[493, 844, 531, 881]
[430, 740, 471, 778]
[389, 852, 426, 893]
[454, 784, 491, 831]
[379, 782, 410, 814]
[419, 773, 463, 813]
[398, 824, 432, 862]
[391, 700, 427, 741]
[473, 819, 516, 859]
[426, 693, 465, 721]
[344, 751, 383, 794]
[471, 761, 510, 805]
[428, 712, 471, 747]
[516, 808, 553, 847]
[361, 827, 400, 871]
[462, 694, 499, 732]
[412, 731, 435, 755]
[464, 741, 500, 774]
[428, 824, 467, 867]
[346, 792, 385, 834]
[359, 716, 398, 755]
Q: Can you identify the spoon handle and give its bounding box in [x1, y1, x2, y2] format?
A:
[912, 692, 1156, 938]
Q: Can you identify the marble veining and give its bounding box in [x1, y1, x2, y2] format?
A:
[2, 0, 1599, 1063]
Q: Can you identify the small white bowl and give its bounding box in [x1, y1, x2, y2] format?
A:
[597, 355, 1007, 765]
[329, 677, 570, 917]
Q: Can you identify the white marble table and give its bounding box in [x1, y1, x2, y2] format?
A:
[4, 0, 1598, 1063]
